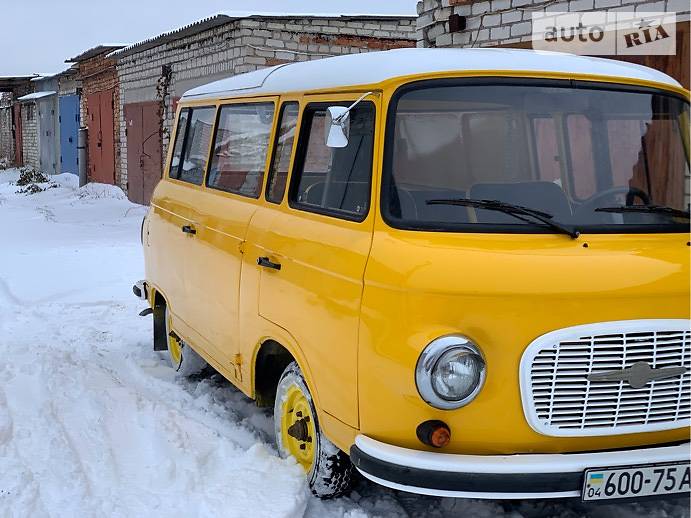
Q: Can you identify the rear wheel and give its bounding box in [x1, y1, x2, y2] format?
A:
[163, 305, 207, 377]
[274, 361, 353, 498]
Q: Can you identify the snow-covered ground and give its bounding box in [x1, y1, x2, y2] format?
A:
[0, 169, 687, 518]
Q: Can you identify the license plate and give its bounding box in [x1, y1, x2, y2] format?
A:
[582, 462, 691, 501]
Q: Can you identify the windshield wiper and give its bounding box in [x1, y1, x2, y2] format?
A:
[594, 205, 690, 219]
[426, 198, 580, 239]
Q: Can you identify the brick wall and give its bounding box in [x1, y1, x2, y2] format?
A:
[416, 0, 690, 49]
[115, 16, 416, 195]
[21, 102, 39, 170]
[0, 94, 13, 164]
[58, 72, 79, 97]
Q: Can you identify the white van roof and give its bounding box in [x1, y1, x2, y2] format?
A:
[182, 48, 682, 100]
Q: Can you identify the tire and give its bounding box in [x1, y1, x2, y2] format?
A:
[163, 305, 207, 377]
[274, 361, 353, 498]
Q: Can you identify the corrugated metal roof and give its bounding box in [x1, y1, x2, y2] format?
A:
[110, 15, 233, 59]
[110, 12, 415, 60]
[218, 10, 416, 19]
[17, 91, 57, 102]
[65, 44, 127, 63]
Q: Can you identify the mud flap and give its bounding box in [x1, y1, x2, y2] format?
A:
[153, 304, 167, 351]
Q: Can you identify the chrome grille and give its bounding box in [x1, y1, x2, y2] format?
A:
[520, 321, 691, 436]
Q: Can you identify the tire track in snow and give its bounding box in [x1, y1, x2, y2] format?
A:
[1, 300, 309, 518]
[0, 388, 14, 447]
[0, 277, 22, 307]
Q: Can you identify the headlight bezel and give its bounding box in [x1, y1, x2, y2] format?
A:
[415, 335, 486, 410]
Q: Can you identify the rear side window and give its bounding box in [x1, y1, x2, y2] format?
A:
[266, 102, 299, 204]
[207, 102, 275, 198]
[170, 106, 215, 185]
[290, 102, 375, 220]
[169, 108, 189, 177]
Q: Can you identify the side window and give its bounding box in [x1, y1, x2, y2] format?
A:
[290, 102, 375, 220]
[266, 102, 299, 204]
[207, 102, 275, 198]
[169, 108, 189, 178]
[172, 106, 215, 185]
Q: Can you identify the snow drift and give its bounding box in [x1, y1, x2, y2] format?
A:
[0, 170, 686, 518]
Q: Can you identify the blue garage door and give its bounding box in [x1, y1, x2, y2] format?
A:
[59, 95, 79, 175]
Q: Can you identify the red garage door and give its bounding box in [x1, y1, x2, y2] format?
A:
[125, 101, 162, 205]
[87, 89, 116, 184]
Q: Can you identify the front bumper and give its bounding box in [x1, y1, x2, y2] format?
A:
[132, 280, 147, 301]
[350, 435, 691, 499]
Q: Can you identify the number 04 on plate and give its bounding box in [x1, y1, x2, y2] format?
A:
[583, 462, 691, 502]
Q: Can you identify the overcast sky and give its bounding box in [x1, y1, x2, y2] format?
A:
[2, 0, 417, 76]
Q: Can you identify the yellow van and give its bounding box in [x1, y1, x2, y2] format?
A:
[134, 48, 691, 502]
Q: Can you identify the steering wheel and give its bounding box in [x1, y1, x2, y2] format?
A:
[577, 186, 651, 215]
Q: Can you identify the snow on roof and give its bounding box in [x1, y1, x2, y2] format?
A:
[30, 73, 61, 82]
[65, 44, 127, 63]
[218, 10, 416, 19]
[0, 75, 38, 80]
[0, 76, 38, 92]
[182, 48, 682, 100]
[31, 67, 79, 81]
[111, 12, 415, 60]
[17, 91, 57, 102]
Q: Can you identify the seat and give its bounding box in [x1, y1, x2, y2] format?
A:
[302, 181, 325, 205]
[468, 181, 572, 224]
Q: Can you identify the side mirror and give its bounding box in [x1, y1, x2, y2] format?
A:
[325, 106, 350, 148]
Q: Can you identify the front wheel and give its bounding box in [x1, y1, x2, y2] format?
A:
[274, 362, 353, 498]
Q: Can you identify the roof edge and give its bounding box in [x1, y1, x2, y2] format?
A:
[111, 12, 415, 60]
[66, 44, 127, 64]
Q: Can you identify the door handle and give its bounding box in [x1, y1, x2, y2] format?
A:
[257, 256, 281, 270]
[181, 224, 196, 235]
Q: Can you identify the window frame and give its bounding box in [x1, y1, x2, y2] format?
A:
[265, 101, 300, 205]
[167, 105, 216, 186]
[381, 77, 690, 235]
[205, 100, 277, 199]
[288, 100, 377, 223]
[168, 107, 190, 180]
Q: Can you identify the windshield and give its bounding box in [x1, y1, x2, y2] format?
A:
[383, 80, 690, 234]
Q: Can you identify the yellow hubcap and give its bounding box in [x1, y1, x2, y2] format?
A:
[281, 385, 316, 472]
[166, 311, 182, 368]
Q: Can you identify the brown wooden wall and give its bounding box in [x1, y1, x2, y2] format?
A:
[612, 21, 690, 90]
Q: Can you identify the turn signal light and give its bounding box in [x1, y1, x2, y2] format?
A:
[416, 420, 451, 448]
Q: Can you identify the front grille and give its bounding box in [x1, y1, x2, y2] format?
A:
[520, 320, 691, 437]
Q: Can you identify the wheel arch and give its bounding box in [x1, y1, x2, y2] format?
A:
[252, 335, 320, 411]
[145, 281, 166, 308]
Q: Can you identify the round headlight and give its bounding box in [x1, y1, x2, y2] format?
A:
[415, 335, 486, 410]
